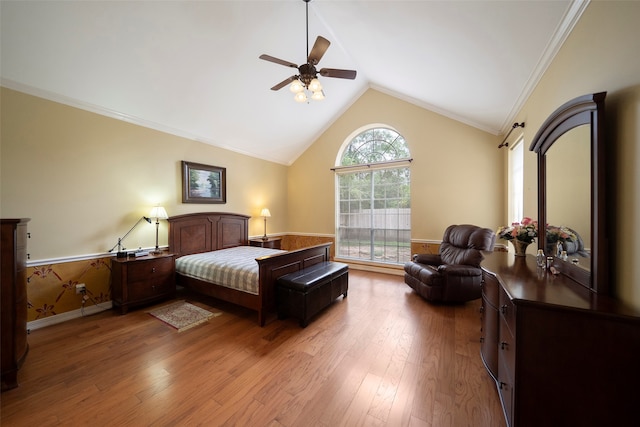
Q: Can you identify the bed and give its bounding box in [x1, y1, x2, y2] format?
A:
[168, 212, 332, 326]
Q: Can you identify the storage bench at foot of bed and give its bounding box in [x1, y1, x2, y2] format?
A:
[276, 261, 348, 327]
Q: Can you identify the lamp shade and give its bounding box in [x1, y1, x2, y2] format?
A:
[289, 79, 304, 93]
[260, 208, 271, 218]
[308, 78, 322, 92]
[150, 206, 168, 220]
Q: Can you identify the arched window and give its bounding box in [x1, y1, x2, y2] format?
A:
[335, 126, 411, 265]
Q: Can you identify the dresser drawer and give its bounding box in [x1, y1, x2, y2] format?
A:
[481, 270, 500, 307]
[481, 294, 499, 380]
[127, 274, 174, 300]
[499, 316, 516, 381]
[498, 357, 514, 427]
[499, 286, 516, 336]
[127, 256, 174, 283]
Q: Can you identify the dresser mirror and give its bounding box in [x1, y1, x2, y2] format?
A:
[530, 92, 608, 294]
[546, 124, 590, 267]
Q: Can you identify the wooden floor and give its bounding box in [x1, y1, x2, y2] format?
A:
[1, 270, 505, 427]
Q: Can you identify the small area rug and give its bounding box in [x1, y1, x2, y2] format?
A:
[149, 301, 221, 332]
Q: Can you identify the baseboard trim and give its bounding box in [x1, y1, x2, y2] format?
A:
[27, 301, 113, 332]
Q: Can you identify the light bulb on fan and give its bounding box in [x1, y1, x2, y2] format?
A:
[289, 79, 304, 93]
[308, 78, 322, 92]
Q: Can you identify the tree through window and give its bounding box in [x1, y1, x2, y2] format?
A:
[336, 127, 411, 264]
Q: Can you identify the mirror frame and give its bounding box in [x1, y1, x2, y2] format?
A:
[529, 92, 608, 294]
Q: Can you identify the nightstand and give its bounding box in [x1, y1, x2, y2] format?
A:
[249, 237, 282, 249]
[111, 252, 175, 314]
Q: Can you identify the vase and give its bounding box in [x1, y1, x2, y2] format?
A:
[510, 239, 530, 257]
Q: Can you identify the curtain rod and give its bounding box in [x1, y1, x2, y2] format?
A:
[331, 158, 413, 172]
[498, 122, 525, 148]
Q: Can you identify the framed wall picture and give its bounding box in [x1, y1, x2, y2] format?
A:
[182, 161, 226, 204]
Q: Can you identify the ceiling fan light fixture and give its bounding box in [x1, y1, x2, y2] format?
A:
[308, 78, 322, 92]
[259, 0, 356, 103]
[289, 79, 304, 93]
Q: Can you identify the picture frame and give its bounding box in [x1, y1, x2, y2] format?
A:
[182, 161, 226, 204]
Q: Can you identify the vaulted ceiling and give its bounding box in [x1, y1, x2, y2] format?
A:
[1, 0, 583, 165]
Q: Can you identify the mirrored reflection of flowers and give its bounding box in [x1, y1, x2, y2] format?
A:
[546, 225, 577, 243]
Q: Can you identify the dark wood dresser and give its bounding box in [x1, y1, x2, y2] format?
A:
[1, 218, 30, 392]
[480, 252, 640, 427]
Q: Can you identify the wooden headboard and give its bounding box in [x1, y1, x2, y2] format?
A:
[168, 212, 250, 257]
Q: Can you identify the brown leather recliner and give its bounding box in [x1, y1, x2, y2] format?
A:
[404, 224, 496, 303]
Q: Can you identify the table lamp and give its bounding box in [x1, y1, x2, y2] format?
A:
[260, 208, 271, 241]
[149, 206, 169, 254]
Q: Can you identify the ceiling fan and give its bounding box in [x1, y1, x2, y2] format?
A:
[259, 0, 357, 102]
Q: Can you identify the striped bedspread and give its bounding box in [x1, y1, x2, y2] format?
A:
[175, 246, 285, 295]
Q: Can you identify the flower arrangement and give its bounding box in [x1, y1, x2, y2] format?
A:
[496, 217, 538, 244]
[546, 225, 576, 243]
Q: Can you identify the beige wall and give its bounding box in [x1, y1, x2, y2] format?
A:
[509, 1, 640, 309]
[1, 88, 289, 260]
[288, 89, 503, 240]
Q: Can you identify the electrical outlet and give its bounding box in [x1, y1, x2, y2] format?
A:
[75, 283, 86, 294]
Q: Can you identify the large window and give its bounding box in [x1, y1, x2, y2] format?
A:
[336, 127, 411, 264]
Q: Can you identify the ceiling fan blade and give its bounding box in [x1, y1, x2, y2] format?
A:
[308, 36, 330, 65]
[319, 68, 357, 80]
[259, 54, 298, 69]
[270, 76, 297, 91]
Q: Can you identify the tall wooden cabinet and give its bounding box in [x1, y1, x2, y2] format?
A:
[1, 218, 30, 392]
[480, 252, 640, 427]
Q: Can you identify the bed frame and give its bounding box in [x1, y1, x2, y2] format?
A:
[168, 212, 332, 326]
